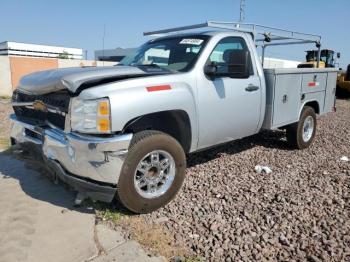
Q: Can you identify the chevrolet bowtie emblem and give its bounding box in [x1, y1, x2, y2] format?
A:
[33, 101, 48, 112]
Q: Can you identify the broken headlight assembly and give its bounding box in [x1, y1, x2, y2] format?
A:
[70, 98, 111, 134]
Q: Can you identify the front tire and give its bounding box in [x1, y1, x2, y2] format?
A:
[117, 131, 186, 213]
[286, 106, 317, 149]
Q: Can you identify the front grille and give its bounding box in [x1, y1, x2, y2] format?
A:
[14, 91, 70, 110]
[13, 90, 70, 129]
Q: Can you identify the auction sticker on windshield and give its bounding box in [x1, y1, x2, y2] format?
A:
[180, 39, 204, 45]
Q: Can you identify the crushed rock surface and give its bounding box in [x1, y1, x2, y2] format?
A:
[145, 99, 350, 261]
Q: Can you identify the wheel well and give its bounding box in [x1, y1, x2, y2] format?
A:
[304, 101, 320, 114]
[122, 110, 192, 153]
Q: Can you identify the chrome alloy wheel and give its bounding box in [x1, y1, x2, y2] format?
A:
[134, 150, 176, 199]
[302, 115, 315, 142]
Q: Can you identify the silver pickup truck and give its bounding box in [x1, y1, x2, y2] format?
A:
[10, 22, 338, 213]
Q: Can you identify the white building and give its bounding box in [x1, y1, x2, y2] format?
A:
[0, 41, 83, 59]
[263, 57, 300, 69]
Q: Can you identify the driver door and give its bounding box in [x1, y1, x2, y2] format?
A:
[197, 36, 261, 149]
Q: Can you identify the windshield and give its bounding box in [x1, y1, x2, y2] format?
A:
[119, 35, 210, 72]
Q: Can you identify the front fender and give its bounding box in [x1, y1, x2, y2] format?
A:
[79, 74, 198, 151]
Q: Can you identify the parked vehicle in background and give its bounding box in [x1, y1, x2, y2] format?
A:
[10, 22, 338, 213]
[298, 49, 340, 68]
[337, 64, 350, 96]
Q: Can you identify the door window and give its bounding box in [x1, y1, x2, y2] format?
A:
[208, 37, 253, 76]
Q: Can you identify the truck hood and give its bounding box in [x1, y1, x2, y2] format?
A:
[17, 65, 168, 95]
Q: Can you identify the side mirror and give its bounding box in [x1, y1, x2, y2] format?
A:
[204, 62, 218, 76]
[204, 51, 252, 79]
[226, 50, 252, 79]
[337, 52, 341, 59]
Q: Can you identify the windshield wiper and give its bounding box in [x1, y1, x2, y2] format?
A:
[131, 62, 159, 67]
[137, 63, 172, 72]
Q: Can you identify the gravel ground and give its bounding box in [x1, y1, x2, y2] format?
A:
[144, 99, 350, 262]
[0, 99, 12, 148]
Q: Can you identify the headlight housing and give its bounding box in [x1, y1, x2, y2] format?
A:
[70, 98, 111, 134]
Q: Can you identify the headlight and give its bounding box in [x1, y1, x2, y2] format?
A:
[70, 98, 111, 134]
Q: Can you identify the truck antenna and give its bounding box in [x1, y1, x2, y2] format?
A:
[239, 0, 245, 22]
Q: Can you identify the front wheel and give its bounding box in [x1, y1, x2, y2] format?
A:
[117, 131, 186, 213]
[286, 106, 317, 149]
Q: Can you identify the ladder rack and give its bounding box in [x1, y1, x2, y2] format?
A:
[144, 21, 322, 67]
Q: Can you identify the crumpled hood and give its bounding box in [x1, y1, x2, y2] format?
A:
[17, 66, 155, 95]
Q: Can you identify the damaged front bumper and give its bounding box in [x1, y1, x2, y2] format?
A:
[10, 114, 132, 202]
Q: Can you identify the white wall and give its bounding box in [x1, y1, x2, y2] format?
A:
[263, 57, 300, 69]
[58, 59, 116, 68]
[0, 56, 12, 97]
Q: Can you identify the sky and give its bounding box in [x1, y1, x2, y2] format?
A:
[1, 0, 349, 67]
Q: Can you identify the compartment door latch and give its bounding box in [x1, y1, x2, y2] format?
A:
[282, 95, 288, 103]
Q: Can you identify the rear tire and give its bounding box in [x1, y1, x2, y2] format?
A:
[286, 106, 317, 149]
[117, 131, 186, 213]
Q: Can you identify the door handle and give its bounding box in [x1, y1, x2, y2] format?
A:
[245, 84, 259, 92]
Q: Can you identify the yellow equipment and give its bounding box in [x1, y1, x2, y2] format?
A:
[298, 49, 338, 68]
[337, 64, 350, 95]
[297, 49, 349, 95]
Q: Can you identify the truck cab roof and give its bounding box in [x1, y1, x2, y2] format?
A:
[149, 30, 249, 42]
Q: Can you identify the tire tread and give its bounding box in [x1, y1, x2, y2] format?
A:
[286, 106, 316, 149]
[117, 130, 186, 213]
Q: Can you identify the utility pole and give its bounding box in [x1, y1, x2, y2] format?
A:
[239, 0, 245, 22]
[102, 24, 106, 66]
